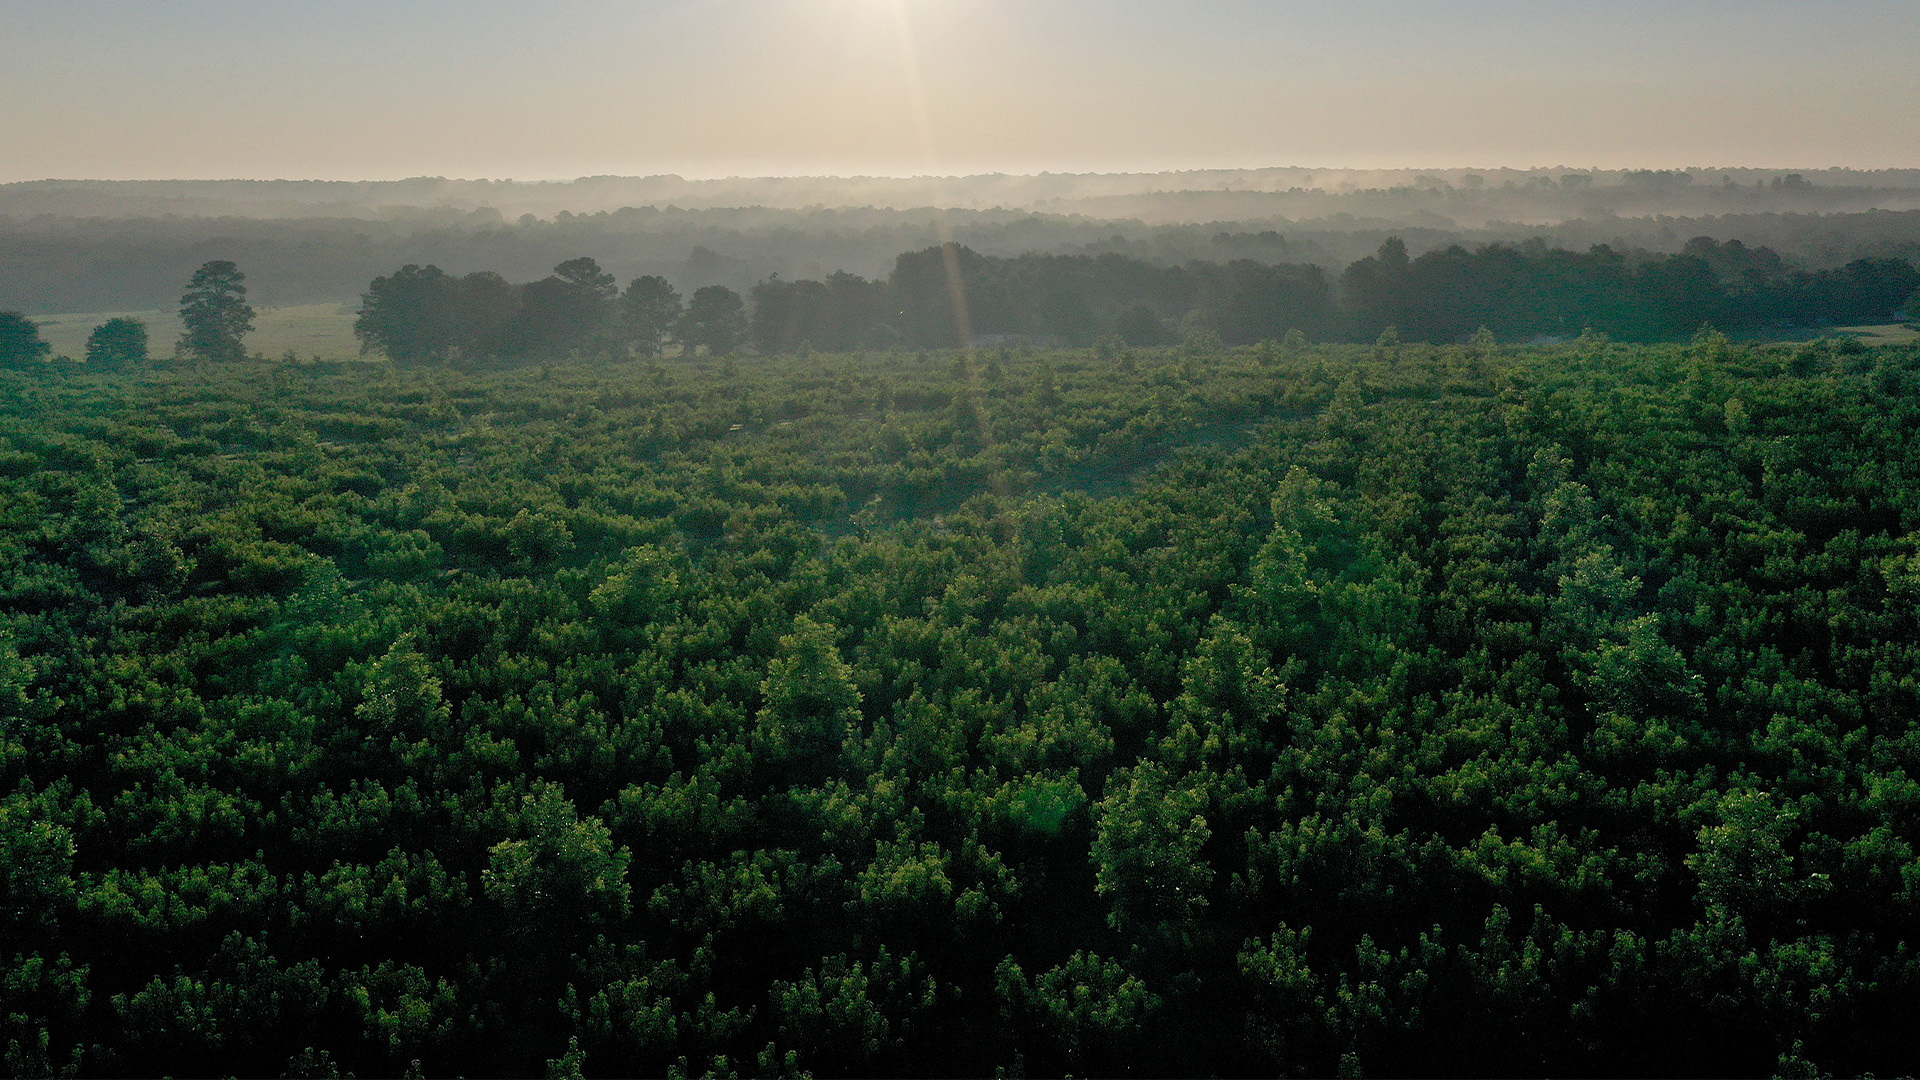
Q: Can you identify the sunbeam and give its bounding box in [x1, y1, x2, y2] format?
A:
[868, 0, 976, 349]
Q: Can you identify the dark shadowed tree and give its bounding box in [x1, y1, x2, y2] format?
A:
[0, 312, 52, 367]
[1338, 237, 1412, 336]
[821, 270, 896, 350]
[355, 264, 458, 361]
[1832, 258, 1920, 322]
[889, 243, 1022, 347]
[452, 271, 520, 358]
[516, 257, 617, 356]
[84, 317, 148, 365]
[1189, 259, 1333, 344]
[1626, 254, 1724, 338]
[751, 271, 893, 354]
[620, 275, 683, 358]
[1114, 302, 1173, 346]
[750, 276, 813, 355]
[554, 256, 617, 298]
[178, 260, 254, 361]
[678, 285, 747, 356]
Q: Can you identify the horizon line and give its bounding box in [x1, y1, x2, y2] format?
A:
[9, 163, 1920, 187]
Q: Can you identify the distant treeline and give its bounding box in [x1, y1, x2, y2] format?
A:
[6, 202, 1920, 317]
[8, 167, 1920, 221]
[1336, 237, 1918, 343]
[355, 239, 1919, 359]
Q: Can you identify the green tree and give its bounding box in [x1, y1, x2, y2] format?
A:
[1466, 324, 1498, 357]
[620, 275, 683, 358]
[1114, 303, 1172, 346]
[1090, 761, 1212, 931]
[1002, 952, 1159, 1074]
[678, 285, 747, 356]
[1340, 236, 1411, 333]
[1, 788, 77, 936]
[355, 264, 458, 361]
[0, 312, 51, 367]
[484, 782, 632, 928]
[756, 616, 861, 763]
[84, 317, 149, 365]
[178, 260, 254, 361]
[355, 636, 451, 746]
[1180, 308, 1224, 354]
[545, 1036, 587, 1080]
[451, 270, 520, 359]
[516, 257, 617, 356]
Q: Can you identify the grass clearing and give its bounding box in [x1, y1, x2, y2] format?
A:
[1835, 322, 1920, 344]
[28, 303, 362, 361]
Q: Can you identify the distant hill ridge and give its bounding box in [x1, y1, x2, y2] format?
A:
[7, 167, 1920, 222]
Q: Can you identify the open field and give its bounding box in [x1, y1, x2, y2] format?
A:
[1837, 321, 1920, 344]
[28, 303, 362, 361]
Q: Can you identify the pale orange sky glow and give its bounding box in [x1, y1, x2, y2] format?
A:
[3, 0, 1916, 182]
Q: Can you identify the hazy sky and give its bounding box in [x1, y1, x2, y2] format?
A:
[5, 0, 1917, 182]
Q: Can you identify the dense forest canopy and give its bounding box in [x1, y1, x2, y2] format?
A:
[6, 331, 1920, 1076]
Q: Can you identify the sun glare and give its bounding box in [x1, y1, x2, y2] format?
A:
[811, 0, 974, 342]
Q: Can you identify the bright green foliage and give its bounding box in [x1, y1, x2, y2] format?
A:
[1091, 761, 1212, 930]
[484, 782, 632, 925]
[756, 616, 860, 765]
[2, 335, 1920, 1076]
[998, 950, 1158, 1074]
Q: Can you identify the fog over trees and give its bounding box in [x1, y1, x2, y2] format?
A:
[4, 168, 1919, 316]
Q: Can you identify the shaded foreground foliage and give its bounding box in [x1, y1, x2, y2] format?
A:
[4, 334, 1920, 1076]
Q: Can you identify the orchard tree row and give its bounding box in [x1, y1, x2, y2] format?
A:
[5, 332, 1920, 1076]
